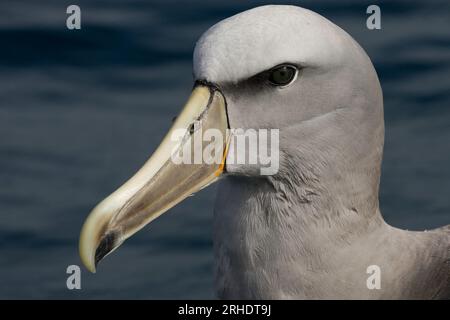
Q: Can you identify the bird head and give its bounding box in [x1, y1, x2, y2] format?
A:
[79, 5, 384, 272]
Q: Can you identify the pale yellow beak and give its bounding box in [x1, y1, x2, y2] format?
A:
[79, 84, 229, 273]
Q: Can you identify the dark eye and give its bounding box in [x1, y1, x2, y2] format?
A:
[268, 65, 297, 86]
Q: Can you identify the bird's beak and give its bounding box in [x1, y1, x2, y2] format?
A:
[79, 84, 229, 273]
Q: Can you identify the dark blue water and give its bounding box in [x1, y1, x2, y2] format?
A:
[0, 0, 449, 299]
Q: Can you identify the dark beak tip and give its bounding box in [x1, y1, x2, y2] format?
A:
[94, 232, 117, 268]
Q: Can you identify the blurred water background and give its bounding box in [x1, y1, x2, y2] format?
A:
[0, 0, 449, 298]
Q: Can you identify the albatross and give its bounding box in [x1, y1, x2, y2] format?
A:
[79, 5, 450, 299]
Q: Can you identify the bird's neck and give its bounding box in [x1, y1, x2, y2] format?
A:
[214, 168, 448, 299]
[213, 152, 389, 298]
[216, 164, 386, 253]
[267, 142, 386, 238]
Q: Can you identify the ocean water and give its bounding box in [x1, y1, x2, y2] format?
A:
[0, 0, 449, 299]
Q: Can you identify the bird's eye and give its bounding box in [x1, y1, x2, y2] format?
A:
[268, 65, 297, 87]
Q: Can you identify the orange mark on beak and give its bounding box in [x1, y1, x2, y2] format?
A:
[215, 137, 230, 177]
